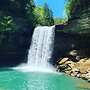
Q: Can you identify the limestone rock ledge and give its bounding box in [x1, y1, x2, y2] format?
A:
[57, 57, 90, 82]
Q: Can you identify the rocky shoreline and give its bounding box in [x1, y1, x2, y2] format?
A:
[56, 55, 90, 82]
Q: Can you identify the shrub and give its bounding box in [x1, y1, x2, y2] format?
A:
[0, 16, 16, 31]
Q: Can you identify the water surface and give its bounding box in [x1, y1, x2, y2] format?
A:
[0, 70, 90, 90]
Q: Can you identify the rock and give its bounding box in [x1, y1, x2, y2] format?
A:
[0, 25, 33, 67]
[70, 68, 80, 77]
[71, 73, 76, 77]
[87, 69, 90, 73]
[65, 61, 75, 68]
[85, 72, 90, 79]
[69, 50, 78, 56]
[88, 79, 90, 82]
[77, 74, 81, 78]
[81, 74, 88, 80]
[80, 72, 90, 80]
[76, 56, 81, 61]
[65, 71, 71, 75]
[58, 58, 69, 65]
[79, 59, 86, 63]
[72, 68, 80, 72]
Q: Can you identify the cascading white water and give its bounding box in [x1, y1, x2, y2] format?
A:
[13, 26, 55, 72]
[27, 26, 55, 72]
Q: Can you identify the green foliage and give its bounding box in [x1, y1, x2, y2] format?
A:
[25, 0, 35, 25]
[0, 16, 16, 31]
[33, 3, 54, 26]
[43, 3, 54, 26]
[65, 0, 81, 19]
[33, 6, 45, 25]
[54, 18, 66, 25]
[24, 0, 54, 26]
[64, 0, 90, 33]
[0, 0, 54, 29]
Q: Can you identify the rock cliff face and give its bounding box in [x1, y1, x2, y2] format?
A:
[0, 0, 27, 17]
[0, 26, 34, 67]
[65, 0, 90, 33]
[53, 0, 90, 64]
[0, 0, 34, 67]
[52, 32, 90, 64]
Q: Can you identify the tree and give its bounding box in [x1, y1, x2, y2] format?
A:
[43, 3, 54, 26]
[0, 16, 16, 31]
[33, 3, 54, 26]
[54, 18, 65, 25]
[23, 1, 54, 26]
[33, 6, 45, 25]
[25, 0, 36, 26]
[65, 0, 81, 19]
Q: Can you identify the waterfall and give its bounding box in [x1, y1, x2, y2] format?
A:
[28, 26, 55, 72]
[13, 26, 55, 72]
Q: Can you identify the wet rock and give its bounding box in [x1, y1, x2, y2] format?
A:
[81, 74, 88, 80]
[88, 79, 90, 82]
[65, 71, 71, 75]
[76, 74, 80, 77]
